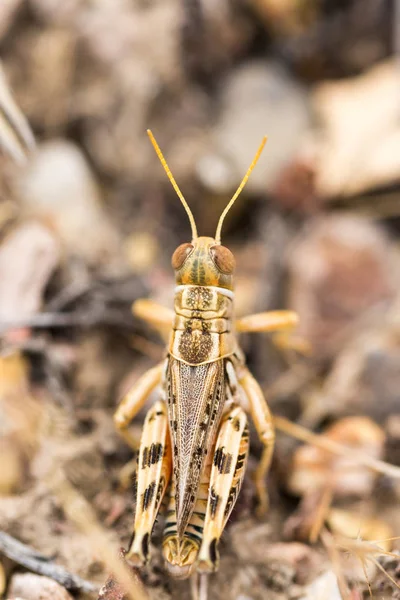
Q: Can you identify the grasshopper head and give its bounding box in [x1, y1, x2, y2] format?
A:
[172, 236, 235, 290]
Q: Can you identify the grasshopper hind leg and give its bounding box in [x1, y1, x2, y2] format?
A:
[162, 406, 249, 579]
[125, 399, 172, 566]
[197, 404, 249, 573]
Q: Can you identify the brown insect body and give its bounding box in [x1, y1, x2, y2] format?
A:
[113, 131, 298, 586]
[167, 237, 237, 539]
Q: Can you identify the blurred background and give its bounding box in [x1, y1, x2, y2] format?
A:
[0, 1, 400, 599]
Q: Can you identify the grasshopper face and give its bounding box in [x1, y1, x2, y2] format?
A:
[172, 236, 236, 291]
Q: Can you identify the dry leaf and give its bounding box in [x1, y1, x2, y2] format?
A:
[0, 222, 59, 327]
[313, 61, 400, 197]
[17, 141, 120, 266]
[8, 573, 74, 600]
[287, 416, 385, 498]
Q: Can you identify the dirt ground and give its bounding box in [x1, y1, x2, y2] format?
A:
[0, 1, 400, 599]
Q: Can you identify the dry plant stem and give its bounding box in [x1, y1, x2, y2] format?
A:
[0, 531, 97, 594]
[48, 472, 150, 600]
[370, 556, 400, 591]
[320, 528, 352, 600]
[199, 573, 208, 600]
[191, 573, 209, 600]
[332, 535, 400, 596]
[0, 64, 35, 163]
[309, 485, 333, 544]
[0, 308, 132, 334]
[274, 415, 400, 479]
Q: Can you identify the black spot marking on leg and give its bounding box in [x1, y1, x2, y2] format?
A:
[213, 447, 233, 474]
[149, 442, 163, 465]
[141, 447, 149, 469]
[142, 532, 150, 560]
[232, 417, 241, 432]
[155, 477, 166, 508]
[224, 483, 240, 517]
[209, 487, 220, 518]
[132, 470, 138, 499]
[127, 531, 135, 553]
[235, 452, 247, 471]
[142, 443, 163, 468]
[142, 481, 156, 511]
[209, 537, 219, 567]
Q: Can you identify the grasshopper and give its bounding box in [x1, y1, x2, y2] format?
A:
[113, 130, 298, 582]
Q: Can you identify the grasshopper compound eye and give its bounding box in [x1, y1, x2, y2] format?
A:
[171, 243, 194, 270]
[210, 245, 236, 274]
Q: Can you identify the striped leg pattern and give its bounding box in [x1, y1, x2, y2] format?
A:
[126, 399, 172, 565]
[197, 404, 249, 573]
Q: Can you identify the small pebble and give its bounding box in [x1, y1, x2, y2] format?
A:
[8, 573, 74, 600]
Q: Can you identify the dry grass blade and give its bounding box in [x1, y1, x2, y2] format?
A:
[190, 573, 209, 600]
[0, 531, 96, 594]
[370, 556, 400, 592]
[48, 471, 150, 600]
[274, 415, 400, 479]
[320, 529, 352, 600]
[309, 486, 333, 544]
[333, 534, 400, 597]
[360, 558, 373, 599]
[0, 64, 35, 163]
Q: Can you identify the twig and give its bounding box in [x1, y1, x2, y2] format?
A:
[49, 473, 150, 600]
[0, 308, 132, 334]
[0, 531, 97, 594]
[274, 415, 400, 479]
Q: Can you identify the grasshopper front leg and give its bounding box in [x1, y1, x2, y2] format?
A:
[133, 299, 174, 339]
[236, 310, 311, 356]
[235, 310, 298, 333]
[126, 399, 172, 565]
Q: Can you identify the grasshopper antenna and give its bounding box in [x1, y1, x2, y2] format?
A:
[147, 129, 198, 241]
[215, 136, 267, 245]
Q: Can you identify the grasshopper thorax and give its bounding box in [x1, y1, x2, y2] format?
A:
[172, 236, 235, 291]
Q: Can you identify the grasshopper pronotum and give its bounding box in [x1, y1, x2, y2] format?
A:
[113, 131, 298, 584]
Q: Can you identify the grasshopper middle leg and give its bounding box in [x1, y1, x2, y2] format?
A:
[239, 368, 275, 516]
[132, 299, 174, 339]
[235, 310, 298, 333]
[114, 362, 164, 450]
